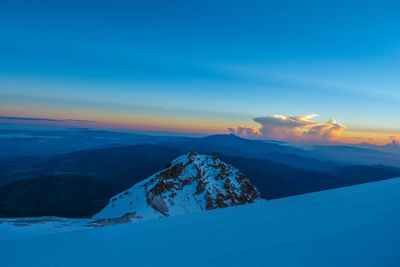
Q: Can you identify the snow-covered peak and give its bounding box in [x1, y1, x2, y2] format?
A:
[93, 152, 262, 222]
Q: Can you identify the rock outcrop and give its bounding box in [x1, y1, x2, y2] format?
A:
[94, 152, 262, 221]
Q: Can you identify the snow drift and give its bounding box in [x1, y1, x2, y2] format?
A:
[2, 177, 400, 266]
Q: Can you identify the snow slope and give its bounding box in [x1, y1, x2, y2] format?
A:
[1, 178, 400, 266]
[94, 152, 261, 221]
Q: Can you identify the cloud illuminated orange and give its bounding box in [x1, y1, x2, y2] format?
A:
[252, 114, 346, 142]
[228, 125, 261, 138]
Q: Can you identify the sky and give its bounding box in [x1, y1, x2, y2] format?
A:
[0, 0, 399, 144]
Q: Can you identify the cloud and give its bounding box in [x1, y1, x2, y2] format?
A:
[252, 114, 345, 142]
[226, 114, 345, 142]
[390, 136, 400, 146]
[228, 125, 261, 138]
[0, 116, 95, 123]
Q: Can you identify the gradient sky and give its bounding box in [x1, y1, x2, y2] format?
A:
[0, 1, 399, 144]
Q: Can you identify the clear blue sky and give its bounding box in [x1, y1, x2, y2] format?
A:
[0, 1, 399, 142]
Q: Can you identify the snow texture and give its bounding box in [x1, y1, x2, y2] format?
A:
[1, 177, 400, 266]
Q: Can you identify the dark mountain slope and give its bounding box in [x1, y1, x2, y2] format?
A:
[332, 165, 400, 184]
[0, 145, 183, 186]
[1, 144, 399, 218]
[0, 175, 125, 217]
[214, 154, 400, 199]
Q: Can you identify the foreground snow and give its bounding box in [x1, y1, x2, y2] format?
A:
[1, 178, 400, 266]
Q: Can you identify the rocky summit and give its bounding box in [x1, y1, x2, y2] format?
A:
[93, 152, 262, 222]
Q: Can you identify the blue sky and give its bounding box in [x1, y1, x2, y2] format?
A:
[0, 0, 399, 143]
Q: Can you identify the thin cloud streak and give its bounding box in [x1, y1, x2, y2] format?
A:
[0, 116, 96, 123]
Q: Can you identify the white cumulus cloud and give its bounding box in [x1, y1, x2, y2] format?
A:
[253, 114, 346, 142]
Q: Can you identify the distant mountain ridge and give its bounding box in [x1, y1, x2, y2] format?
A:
[162, 134, 334, 170]
[1, 133, 400, 218]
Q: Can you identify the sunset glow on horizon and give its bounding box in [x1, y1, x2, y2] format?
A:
[0, 1, 399, 146]
[1, 112, 399, 146]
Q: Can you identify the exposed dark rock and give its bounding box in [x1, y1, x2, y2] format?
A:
[95, 152, 262, 220]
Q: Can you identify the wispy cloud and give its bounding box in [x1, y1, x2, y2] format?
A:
[0, 116, 95, 123]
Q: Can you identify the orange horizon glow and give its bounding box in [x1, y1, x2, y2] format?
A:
[1, 111, 399, 147]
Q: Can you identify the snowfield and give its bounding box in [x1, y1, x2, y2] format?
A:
[1, 177, 400, 266]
